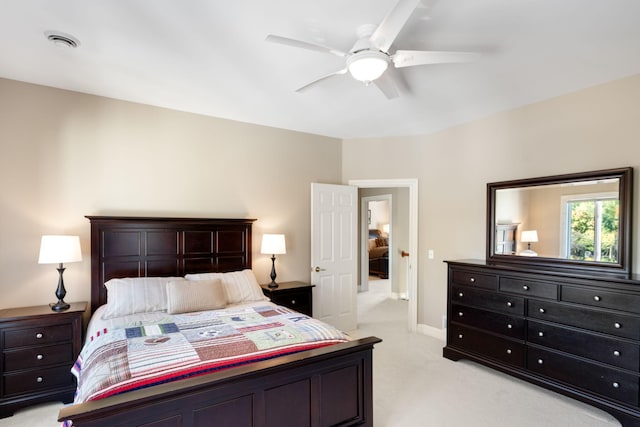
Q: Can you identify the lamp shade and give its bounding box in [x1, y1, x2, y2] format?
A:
[520, 230, 539, 243]
[38, 235, 82, 264]
[261, 234, 286, 255]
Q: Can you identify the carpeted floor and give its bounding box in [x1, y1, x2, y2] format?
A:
[352, 278, 621, 427]
[0, 279, 623, 426]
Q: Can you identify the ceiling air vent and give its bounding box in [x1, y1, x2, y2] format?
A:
[45, 31, 80, 48]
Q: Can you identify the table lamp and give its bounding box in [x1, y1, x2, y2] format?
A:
[261, 234, 286, 289]
[38, 235, 82, 311]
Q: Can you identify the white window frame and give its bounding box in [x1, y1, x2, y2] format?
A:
[559, 192, 618, 260]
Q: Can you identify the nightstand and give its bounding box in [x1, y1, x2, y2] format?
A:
[260, 281, 315, 317]
[0, 301, 86, 418]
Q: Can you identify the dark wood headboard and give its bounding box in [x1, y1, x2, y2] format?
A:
[86, 216, 256, 314]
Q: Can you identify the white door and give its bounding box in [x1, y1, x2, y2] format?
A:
[311, 183, 358, 332]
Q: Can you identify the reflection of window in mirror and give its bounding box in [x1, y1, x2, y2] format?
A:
[560, 192, 619, 263]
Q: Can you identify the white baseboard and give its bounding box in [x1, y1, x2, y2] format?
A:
[417, 323, 446, 341]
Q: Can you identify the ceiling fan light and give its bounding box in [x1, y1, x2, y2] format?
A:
[347, 51, 389, 83]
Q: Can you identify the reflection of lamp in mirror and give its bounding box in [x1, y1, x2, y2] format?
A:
[520, 230, 538, 257]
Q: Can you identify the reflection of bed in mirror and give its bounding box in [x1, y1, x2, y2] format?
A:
[368, 229, 388, 279]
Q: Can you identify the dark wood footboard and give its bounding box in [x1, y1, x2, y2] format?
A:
[59, 336, 381, 427]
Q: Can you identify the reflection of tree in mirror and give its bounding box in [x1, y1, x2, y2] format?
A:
[569, 199, 619, 262]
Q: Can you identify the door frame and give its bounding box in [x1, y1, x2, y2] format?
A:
[349, 178, 418, 332]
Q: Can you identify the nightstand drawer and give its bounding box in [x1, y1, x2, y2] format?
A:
[4, 343, 74, 371]
[3, 365, 74, 397]
[274, 292, 310, 313]
[261, 282, 314, 317]
[4, 324, 71, 348]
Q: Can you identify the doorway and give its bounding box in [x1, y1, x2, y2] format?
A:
[361, 195, 392, 293]
[349, 179, 418, 332]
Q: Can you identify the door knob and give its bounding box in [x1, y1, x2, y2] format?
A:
[314, 266, 326, 272]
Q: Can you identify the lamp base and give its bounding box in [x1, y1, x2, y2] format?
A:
[519, 249, 538, 257]
[50, 300, 70, 311]
[267, 281, 279, 289]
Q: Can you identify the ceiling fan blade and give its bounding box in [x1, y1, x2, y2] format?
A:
[295, 68, 348, 93]
[369, 0, 420, 52]
[373, 72, 400, 99]
[393, 50, 480, 68]
[265, 34, 346, 57]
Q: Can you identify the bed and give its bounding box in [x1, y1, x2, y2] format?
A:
[58, 216, 381, 427]
[368, 229, 388, 279]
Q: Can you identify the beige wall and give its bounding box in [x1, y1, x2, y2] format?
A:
[342, 73, 640, 328]
[0, 78, 342, 310]
[2, 73, 639, 330]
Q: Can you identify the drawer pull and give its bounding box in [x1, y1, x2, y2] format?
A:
[507, 324, 513, 329]
[612, 382, 620, 389]
[538, 331, 544, 337]
[506, 349, 512, 354]
[537, 359, 544, 365]
[522, 285, 529, 291]
[614, 322, 622, 329]
[539, 308, 546, 314]
[593, 295, 601, 302]
[613, 350, 621, 357]
[458, 312, 463, 317]
[458, 334, 463, 339]
[291, 300, 296, 305]
[469, 277, 476, 283]
[506, 301, 513, 307]
[36, 333, 43, 339]
[36, 354, 44, 360]
[458, 292, 464, 298]
[36, 377, 43, 383]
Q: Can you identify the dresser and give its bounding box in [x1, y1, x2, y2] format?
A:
[444, 260, 640, 426]
[0, 302, 85, 418]
[261, 281, 314, 317]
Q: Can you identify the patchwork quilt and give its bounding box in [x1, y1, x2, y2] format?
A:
[71, 304, 349, 403]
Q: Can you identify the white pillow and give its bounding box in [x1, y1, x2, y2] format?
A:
[102, 277, 185, 319]
[166, 279, 227, 314]
[185, 269, 267, 304]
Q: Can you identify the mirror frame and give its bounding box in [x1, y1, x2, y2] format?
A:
[487, 167, 633, 277]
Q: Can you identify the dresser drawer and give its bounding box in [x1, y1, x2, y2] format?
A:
[452, 286, 524, 315]
[528, 347, 639, 406]
[449, 324, 524, 367]
[3, 365, 75, 397]
[451, 270, 497, 290]
[562, 286, 640, 315]
[528, 300, 640, 339]
[451, 304, 525, 339]
[3, 324, 71, 348]
[3, 343, 74, 372]
[528, 320, 639, 371]
[500, 277, 558, 299]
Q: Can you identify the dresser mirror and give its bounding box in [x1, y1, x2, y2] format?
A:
[487, 167, 633, 276]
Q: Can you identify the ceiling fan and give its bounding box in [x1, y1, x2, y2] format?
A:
[266, 0, 479, 99]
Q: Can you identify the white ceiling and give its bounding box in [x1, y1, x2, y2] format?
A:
[1, 0, 639, 139]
